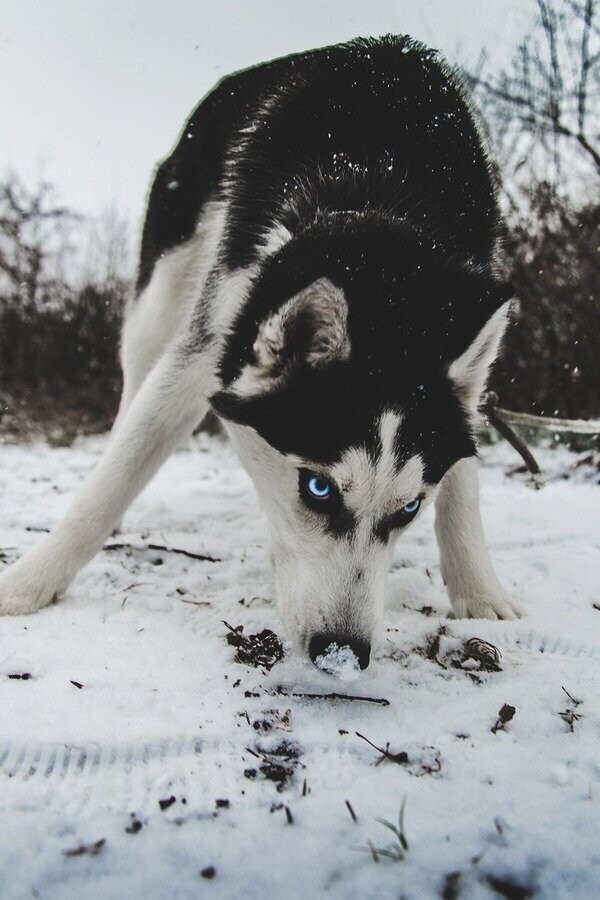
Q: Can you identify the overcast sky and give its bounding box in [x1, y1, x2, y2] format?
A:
[1, 0, 531, 227]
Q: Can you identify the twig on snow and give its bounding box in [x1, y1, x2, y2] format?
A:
[103, 542, 220, 563]
[559, 685, 583, 732]
[355, 732, 408, 765]
[483, 392, 542, 478]
[345, 799, 358, 822]
[270, 687, 390, 706]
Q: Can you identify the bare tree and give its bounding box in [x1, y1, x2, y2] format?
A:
[81, 202, 131, 294]
[488, 182, 600, 420]
[0, 173, 78, 307]
[464, 1, 600, 423]
[0, 175, 123, 440]
[470, 0, 600, 187]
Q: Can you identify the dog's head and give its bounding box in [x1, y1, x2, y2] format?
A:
[212, 217, 512, 669]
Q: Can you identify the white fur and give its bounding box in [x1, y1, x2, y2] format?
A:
[259, 222, 293, 257]
[114, 199, 229, 431]
[330, 412, 424, 516]
[434, 456, 523, 620]
[226, 420, 391, 652]
[448, 301, 511, 411]
[435, 303, 522, 621]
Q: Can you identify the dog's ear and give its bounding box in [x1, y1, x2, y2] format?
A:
[448, 288, 513, 409]
[254, 276, 349, 371]
[229, 277, 350, 397]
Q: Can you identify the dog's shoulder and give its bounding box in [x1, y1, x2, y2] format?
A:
[137, 36, 450, 291]
[136, 47, 322, 293]
[137, 35, 497, 295]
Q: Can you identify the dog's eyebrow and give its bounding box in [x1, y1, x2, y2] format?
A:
[373, 493, 425, 543]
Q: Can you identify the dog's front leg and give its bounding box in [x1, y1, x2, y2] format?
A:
[434, 457, 524, 620]
[0, 351, 210, 615]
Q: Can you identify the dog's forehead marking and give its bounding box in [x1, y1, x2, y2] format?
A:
[329, 411, 424, 513]
[378, 410, 402, 478]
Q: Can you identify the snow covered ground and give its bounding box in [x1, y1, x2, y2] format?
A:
[0, 434, 599, 899]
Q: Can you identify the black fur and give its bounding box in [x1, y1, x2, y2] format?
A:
[141, 35, 508, 482]
[140, 35, 498, 289]
[222, 36, 498, 271]
[211, 214, 504, 480]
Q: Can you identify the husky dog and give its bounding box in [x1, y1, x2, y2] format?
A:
[0, 36, 523, 668]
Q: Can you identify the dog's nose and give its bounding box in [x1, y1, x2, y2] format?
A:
[308, 633, 371, 670]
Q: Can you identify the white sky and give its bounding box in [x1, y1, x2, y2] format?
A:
[1, 0, 531, 226]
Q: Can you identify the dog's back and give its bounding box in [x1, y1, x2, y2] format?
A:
[138, 35, 498, 295]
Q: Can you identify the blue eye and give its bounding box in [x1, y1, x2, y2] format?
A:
[307, 475, 331, 500]
[299, 468, 337, 512]
[401, 498, 421, 516]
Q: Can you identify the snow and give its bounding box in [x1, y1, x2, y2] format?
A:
[313, 643, 361, 682]
[0, 433, 599, 899]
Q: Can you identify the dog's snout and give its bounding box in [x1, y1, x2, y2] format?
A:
[308, 633, 371, 670]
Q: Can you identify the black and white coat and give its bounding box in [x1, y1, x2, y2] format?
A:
[0, 36, 523, 666]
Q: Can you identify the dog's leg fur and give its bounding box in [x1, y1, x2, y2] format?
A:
[434, 457, 524, 620]
[113, 234, 209, 433]
[0, 350, 210, 615]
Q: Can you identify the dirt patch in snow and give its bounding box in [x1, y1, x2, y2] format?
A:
[224, 621, 284, 670]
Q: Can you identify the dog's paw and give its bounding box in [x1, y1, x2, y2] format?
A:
[0, 558, 60, 616]
[451, 590, 524, 621]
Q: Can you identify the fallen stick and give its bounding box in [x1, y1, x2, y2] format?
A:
[103, 542, 220, 563]
[345, 799, 358, 823]
[270, 687, 390, 706]
[355, 731, 408, 764]
[483, 393, 541, 477]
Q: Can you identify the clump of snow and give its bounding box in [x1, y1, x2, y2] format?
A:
[313, 642, 361, 681]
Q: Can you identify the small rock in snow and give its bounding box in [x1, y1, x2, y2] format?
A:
[200, 866, 216, 879]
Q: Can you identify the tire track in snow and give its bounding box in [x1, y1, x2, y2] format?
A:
[0, 736, 203, 782]
[449, 622, 600, 659]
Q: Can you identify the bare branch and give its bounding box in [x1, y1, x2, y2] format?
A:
[577, 0, 594, 133]
[470, 0, 600, 178]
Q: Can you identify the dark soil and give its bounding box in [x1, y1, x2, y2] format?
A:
[485, 874, 535, 898]
[247, 740, 302, 792]
[224, 622, 284, 670]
